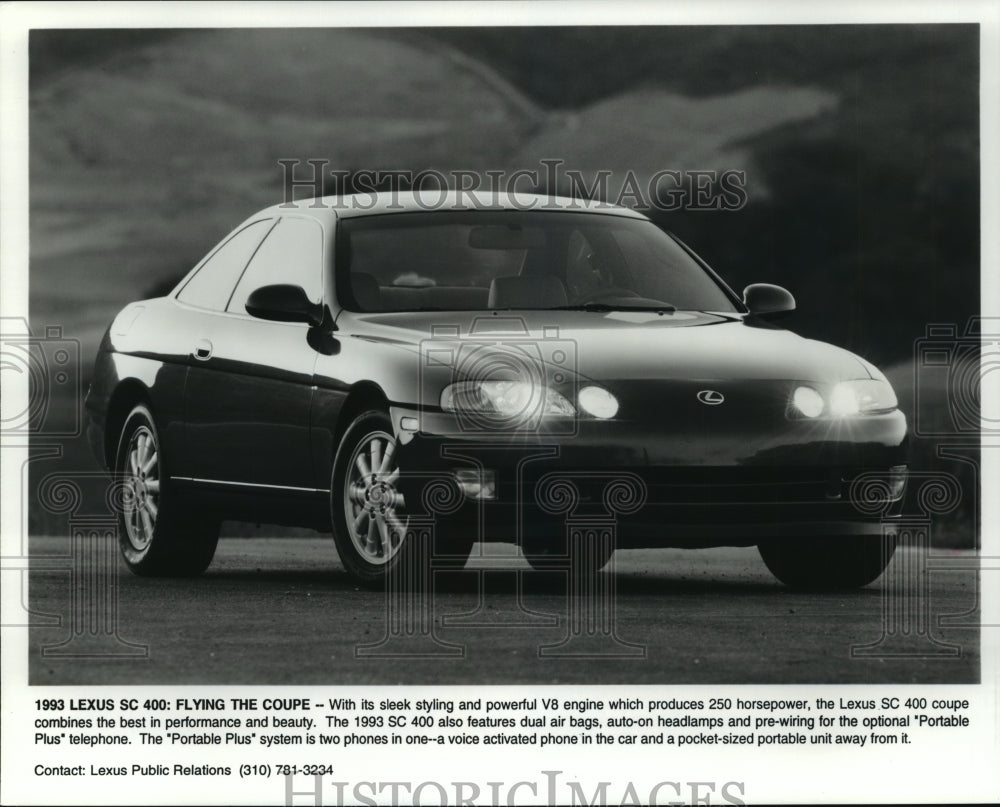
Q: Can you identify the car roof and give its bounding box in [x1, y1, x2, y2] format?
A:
[255, 190, 650, 221]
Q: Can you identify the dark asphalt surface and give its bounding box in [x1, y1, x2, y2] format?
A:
[28, 537, 979, 685]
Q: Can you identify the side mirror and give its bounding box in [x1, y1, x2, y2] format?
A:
[245, 284, 324, 326]
[743, 283, 796, 319]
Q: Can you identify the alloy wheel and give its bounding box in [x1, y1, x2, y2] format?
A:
[123, 425, 160, 551]
[343, 429, 407, 565]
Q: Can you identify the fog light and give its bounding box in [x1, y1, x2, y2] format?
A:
[578, 386, 619, 419]
[792, 386, 824, 418]
[889, 464, 908, 501]
[455, 468, 496, 500]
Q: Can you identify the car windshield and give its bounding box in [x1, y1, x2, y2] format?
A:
[337, 210, 738, 313]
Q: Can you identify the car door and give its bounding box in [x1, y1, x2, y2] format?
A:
[179, 216, 324, 490]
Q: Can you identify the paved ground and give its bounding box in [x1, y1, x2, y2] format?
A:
[27, 537, 979, 684]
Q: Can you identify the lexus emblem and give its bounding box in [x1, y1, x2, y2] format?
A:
[697, 389, 725, 406]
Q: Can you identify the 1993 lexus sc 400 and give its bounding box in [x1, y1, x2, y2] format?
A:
[86, 192, 908, 588]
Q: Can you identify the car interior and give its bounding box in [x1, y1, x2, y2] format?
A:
[339, 215, 733, 313]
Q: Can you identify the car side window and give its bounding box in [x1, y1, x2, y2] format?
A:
[226, 217, 323, 315]
[176, 220, 273, 311]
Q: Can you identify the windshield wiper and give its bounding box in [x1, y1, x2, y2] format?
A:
[552, 302, 677, 313]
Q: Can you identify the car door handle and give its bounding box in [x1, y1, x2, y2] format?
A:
[193, 339, 213, 361]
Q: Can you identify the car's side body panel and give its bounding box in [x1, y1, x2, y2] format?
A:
[177, 311, 318, 489]
[86, 301, 195, 476]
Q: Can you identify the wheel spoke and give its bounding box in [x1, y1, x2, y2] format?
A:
[387, 512, 407, 543]
[355, 453, 371, 482]
[136, 434, 149, 467]
[364, 516, 378, 553]
[144, 498, 158, 520]
[352, 508, 368, 533]
[139, 507, 153, 538]
[389, 490, 405, 508]
[382, 468, 399, 487]
[349, 484, 366, 503]
[145, 479, 160, 494]
[379, 439, 396, 475]
[129, 450, 140, 476]
[375, 512, 390, 553]
[370, 439, 382, 479]
[141, 451, 158, 476]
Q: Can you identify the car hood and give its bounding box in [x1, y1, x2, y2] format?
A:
[346, 309, 872, 385]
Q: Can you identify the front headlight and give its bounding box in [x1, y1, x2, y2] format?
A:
[830, 379, 898, 416]
[441, 380, 575, 421]
[791, 379, 898, 418]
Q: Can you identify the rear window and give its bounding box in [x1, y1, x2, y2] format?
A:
[177, 220, 273, 311]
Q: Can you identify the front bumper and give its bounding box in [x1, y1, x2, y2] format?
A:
[390, 406, 909, 547]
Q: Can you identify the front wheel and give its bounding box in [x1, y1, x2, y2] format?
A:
[115, 404, 219, 576]
[330, 410, 474, 587]
[758, 534, 897, 590]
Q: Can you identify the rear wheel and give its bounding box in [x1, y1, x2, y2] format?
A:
[758, 534, 897, 589]
[330, 410, 474, 587]
[115, 404, 219, 576]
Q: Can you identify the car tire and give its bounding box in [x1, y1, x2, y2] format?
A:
[330, 410, 475, 588]
[115, 404, 219, 577]
[757, 534, 897, 590]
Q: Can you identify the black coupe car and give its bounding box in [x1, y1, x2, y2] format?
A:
[85, 191, 907, 588]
